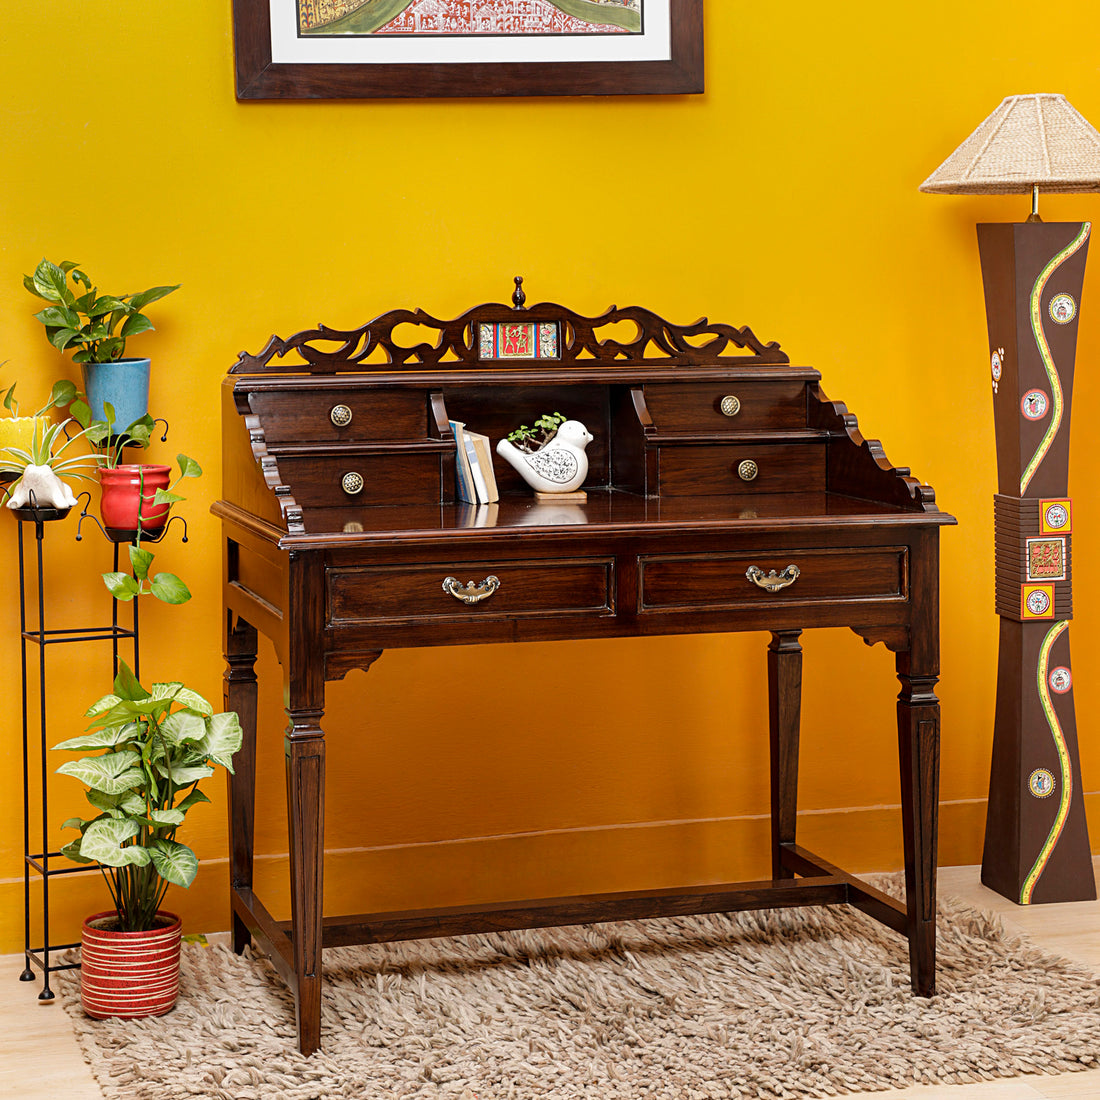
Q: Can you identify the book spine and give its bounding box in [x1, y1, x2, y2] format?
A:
[464, 433, 489, 504]
[449, 420, 477, 504]
[470, 433, 500, 503]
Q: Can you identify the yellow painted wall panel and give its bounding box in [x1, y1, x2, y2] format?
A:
[1, 1, 1099, 952]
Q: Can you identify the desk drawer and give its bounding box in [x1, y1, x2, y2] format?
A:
[658, 443, 825, 496]
[328, 557, 614, 624]
[277, 451, 444, 507]
[644, 382, 807, 433]
[639, 547, 907, 611]
[248, 389, 430, 443]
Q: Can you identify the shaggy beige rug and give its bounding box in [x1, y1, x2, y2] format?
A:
[57, 883, 1100, 1100]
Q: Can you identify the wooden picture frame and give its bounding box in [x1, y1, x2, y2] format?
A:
[232, 0, 703, 100]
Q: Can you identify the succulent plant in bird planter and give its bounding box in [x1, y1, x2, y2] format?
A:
[0, 379, 98, 513]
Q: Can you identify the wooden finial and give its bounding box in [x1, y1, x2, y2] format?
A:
[512, 276, 526, 309]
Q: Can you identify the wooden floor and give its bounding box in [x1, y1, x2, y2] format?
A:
[1, 861, 1097, 1099]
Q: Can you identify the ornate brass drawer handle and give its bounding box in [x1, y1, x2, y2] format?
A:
[737, 459, 759, 481]
[442, 575, 501, 604]
[720, 395, 741, 417]
[330, 404, 353, 427]
[341, 471, 364, 495]
[746, 564, 801, 592]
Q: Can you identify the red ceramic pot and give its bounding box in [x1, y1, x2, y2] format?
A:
[99, 464, 171, 537]
[80, 910, 182, 1019]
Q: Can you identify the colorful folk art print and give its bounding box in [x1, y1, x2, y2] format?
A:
[1049, 666, 1072, 694]
[298, 1, 643, 36]
[1021, 583, 1055, 620]
[1048, 293, 1077, 325]
[1021, 388, 1049, 421]
[479, 322, 559, 360]
[1028, 767, 1056, 798]
[1040, 499, 1072, 535]
[1027, 537, 1066, 582]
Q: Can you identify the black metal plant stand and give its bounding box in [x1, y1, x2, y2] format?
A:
[16, 490, 186, 1000]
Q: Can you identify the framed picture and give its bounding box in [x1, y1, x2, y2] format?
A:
[232, 0, 703, 100]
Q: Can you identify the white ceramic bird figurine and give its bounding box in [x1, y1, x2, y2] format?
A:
[496, 420, 593, 495]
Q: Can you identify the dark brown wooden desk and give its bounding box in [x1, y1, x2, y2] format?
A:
[215, 284, 954, 1055]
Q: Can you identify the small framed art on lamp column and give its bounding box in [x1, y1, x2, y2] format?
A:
[922, 93, 1099, 904]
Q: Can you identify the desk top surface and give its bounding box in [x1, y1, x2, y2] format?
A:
[213, 489, 954, 551]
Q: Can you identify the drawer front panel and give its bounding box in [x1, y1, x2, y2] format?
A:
[328, 558, 614, 624]
[644, 382, 807, 433]
[277, 452, 443, 508]
[658, 443, 825, 496]
[640, 547, 907, 611]
[249, 390, 430, 443]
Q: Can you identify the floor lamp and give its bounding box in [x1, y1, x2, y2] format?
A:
[921, 93, 1099, 904]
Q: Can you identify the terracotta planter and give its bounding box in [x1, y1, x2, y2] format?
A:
[99, 464, 171, 539]
[80, 910, 182, 1019]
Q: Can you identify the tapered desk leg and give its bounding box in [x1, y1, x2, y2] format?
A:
[896, 652, 941, 997]
[286, 704, 326, 1057]
[768, 630, 803, 880]
[223, 613, 258, 957]
[282, 550, 328, 1056]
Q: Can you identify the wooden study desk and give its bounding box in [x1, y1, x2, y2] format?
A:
[215, 283, 954, 1055]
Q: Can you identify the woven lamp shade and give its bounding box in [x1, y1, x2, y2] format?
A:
[920, 93, 1100, 195]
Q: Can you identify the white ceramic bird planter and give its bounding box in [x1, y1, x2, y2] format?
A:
[6, 464, 78, 511]
[496, 420, 593, 496]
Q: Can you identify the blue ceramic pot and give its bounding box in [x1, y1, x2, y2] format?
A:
[81, 358, 151, 431]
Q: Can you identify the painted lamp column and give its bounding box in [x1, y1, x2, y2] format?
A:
[978, 221, 1096, 904]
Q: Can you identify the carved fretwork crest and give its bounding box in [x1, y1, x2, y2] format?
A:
[231, 277, 788, 374]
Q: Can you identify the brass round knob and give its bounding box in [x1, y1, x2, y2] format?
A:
[720, 395, 741, 417]
[330, 404, 353, 427]
[341, 471, 364, 495]
[737, 459, 758, 482]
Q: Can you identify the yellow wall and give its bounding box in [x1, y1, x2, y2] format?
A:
[2, 1, 1099, 951]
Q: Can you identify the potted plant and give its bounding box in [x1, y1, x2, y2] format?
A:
[53, 457, 235, 1017]
[24, 259, 179, 429]
[99, 452, 201, 605]
[53, 658, 241, 1018]
[49, 378, 180, 540]
[0, 379, 98, 516]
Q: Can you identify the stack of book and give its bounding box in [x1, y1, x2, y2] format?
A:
[449, 420, 499, 505]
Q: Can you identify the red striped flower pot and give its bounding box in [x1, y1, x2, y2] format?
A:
[80, 911, 182, 1019]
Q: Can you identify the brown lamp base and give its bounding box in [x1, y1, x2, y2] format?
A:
[977, 221, 1095, 905]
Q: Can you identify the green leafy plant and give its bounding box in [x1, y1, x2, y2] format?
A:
[101, 453, 203, 606]
[1, 374, 72, 420]
[53, 659, 242, 932]
[47, 379, 158, 467]
[505, 410, 566, 453]
[24, 259, 179, 364]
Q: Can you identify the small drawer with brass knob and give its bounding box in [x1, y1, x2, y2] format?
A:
[273, 451, 445, 508]
[658, 443, 826, 496]
[245, 389, 430, 443]
[640, 381, 812, 434]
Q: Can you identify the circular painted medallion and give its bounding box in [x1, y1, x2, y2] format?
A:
[1049, 293, 1077, 325]
[1044, 502, 1069, 530]
[991, 349, 1003, 382]
[1028, 768, 1056, 798]
[1049, 666, 1072, 694]
[1021, 389, 1049, 420]
[1025, 588, 1051, 616]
